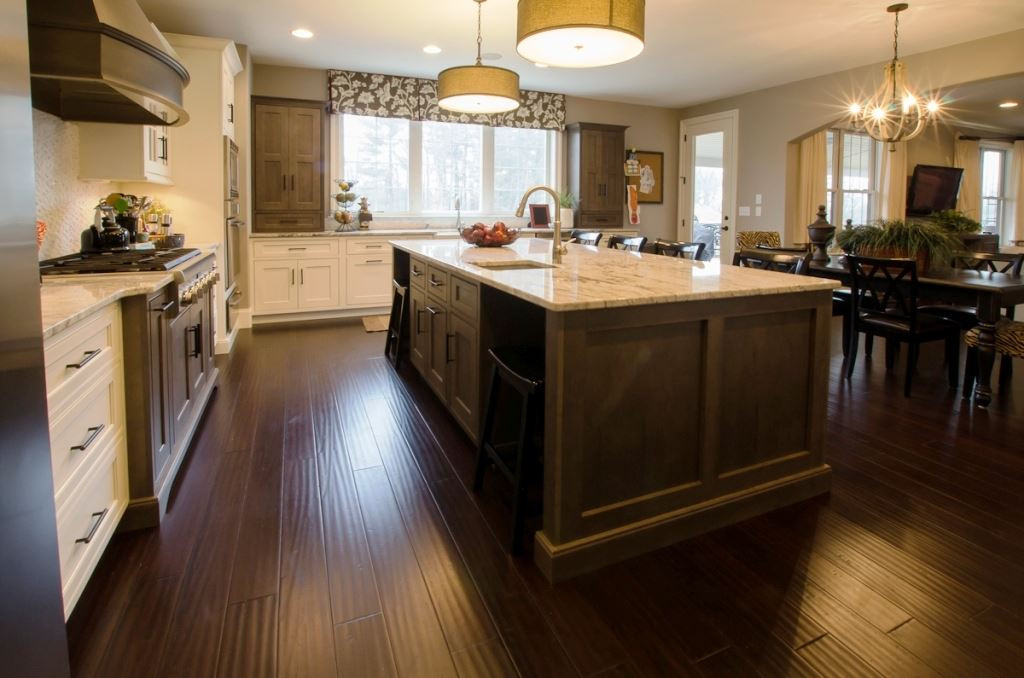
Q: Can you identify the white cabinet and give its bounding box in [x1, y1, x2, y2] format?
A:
[43, 304, 128, 619]
[298, 259, 340, 309]
[78, 101, 172, 184]
[346, 253, 393, 307]
[253, 259, 299, 314]
[222, 61, 236, 139]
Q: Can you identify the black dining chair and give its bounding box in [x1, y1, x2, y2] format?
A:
[732, 248, 811, 275]
[654, 240, 706, 260]
[844, 255, 961, 397]
[607, 235, 648, 252]
[918, 251, 1024, 382]
[570, 230, 602, 246]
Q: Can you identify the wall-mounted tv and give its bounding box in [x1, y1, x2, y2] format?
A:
[906, 164, 964, 216]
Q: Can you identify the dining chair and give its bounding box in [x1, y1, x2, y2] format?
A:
[962, 319, 1024, 397]
[732, 248, 811, 275]
[654, 240, 706, 260]
[844, 255, 961, 397]
[570, 230, 602, 246]
[918, 251, 1024, 381]
[607, 235, 648, 252]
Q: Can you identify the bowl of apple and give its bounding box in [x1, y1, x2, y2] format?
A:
[459, 221, 520, 247]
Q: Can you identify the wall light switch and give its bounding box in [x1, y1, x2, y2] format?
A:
[738, 206, 751, 217]
[755, 194, 763, 205]
[755, 206, 763, 217]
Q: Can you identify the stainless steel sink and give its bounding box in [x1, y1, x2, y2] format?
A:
[471, 260, 555, 271]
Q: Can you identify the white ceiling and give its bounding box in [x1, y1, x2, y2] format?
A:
[138, 0, 1024, 108]
[939, 74, 1024, 133]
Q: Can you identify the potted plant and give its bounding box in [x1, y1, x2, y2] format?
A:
[558, 191, 577, 232]
[834, 219, 961, 272]
[930, 209, 981, 235]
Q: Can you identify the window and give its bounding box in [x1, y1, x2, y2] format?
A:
[826, 129, 879, 227]
[980, 145, 1008, 234]
[337, 114, 555, 217]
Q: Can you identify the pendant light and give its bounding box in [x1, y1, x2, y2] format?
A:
[516, 0, 645, 68]
[847, 4, 940, 149]
[438, 0, 521, 114]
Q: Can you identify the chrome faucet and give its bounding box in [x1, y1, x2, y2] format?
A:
[515, 185, 566, 263]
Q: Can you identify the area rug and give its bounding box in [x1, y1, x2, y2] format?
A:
[362, 315, 390, 333]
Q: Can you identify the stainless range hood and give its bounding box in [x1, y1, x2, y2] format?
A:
[27, 0, 190, 126]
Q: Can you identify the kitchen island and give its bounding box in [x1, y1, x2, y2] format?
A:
[391, 238, 839, 581]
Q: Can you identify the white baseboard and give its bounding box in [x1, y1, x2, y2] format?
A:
[251, 306, 390, 326]
[215, 324, 239, 355]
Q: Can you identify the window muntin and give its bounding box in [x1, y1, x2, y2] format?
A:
[826, 129, 878, 227]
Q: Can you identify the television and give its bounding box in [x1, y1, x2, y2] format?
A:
[906, 164, 964, 216]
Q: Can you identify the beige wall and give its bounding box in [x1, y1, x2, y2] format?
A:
[253, 64, 328, 101]
[678, 28, 1024, 242]
[564, 96, 679, 241]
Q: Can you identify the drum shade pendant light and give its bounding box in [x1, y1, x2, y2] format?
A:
[847, 4, 940, 149]
[438, 0, 520, 114]
[516, 0, 645, 68]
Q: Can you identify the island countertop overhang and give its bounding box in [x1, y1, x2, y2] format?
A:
[390, 238, 838, 312]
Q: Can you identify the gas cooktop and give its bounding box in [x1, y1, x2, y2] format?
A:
[39, 248, 201, 275]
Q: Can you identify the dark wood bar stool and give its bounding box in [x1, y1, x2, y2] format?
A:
[472, 346, 545, 554]
[384, 280, 408, 368]
[607, 235, 648, 251]
[570, 230, 602, 246]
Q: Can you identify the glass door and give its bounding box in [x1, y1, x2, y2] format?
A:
[680, 112, 737, 263]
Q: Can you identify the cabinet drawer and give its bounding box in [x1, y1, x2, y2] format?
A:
[345, 253, 393, 307]
[579, 212, 623, 228]
[253, 213, 321, 233]
[45, 305, 119, 404]
[346, 239, 392, 255]
[450, 275, 479, 324]
[253, 238, 337, 259]
[409, 256, 427, 289]
[426, 264, 449, 302]
[49, 359, 121, 498]
[56, 444, 126, 616]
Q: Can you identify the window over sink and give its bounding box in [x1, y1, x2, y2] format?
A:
[335, 114, 556, 219]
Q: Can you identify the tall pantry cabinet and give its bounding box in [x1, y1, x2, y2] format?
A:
[566, 122, 628, 230]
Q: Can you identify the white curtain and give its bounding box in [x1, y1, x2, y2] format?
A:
[878, 142, 908, 221]
[795, 130, 827, 243]
[1010, 140, 1024, 245]
[954, 138, 980, 219]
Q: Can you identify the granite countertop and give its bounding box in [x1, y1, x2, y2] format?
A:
[249, 228, 461, 239]
[40, 274, 176, 339]
[391, 239, 839, 311]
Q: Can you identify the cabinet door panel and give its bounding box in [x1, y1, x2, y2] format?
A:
[426, 304, 447, 400]
[288, 107, 323, 211]
[448, 313, 479, 440]
[253, 260, 298, 314]
[580, 129, 602, 211]
[253, 105, 289, 211]
[187, 302, 205, 396]
[409, 286, 428, 375]
[168, 310, 192, 446]
[345, 254, 392, 307]
[147, 295, 173, 487]
[298, 258, 340, 310]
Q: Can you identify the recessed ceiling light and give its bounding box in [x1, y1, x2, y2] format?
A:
[291, 28, 314, 39]
[423, 45, 442, 54]
[534, 62, 548, 68]
[999, 101, 1019, 109]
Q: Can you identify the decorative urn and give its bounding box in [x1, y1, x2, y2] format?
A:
[806, 204, 835, 262]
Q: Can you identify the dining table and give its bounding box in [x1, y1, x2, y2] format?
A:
[809, 252, 1024, 407]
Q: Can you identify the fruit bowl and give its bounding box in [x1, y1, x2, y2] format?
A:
[459, 221, 520, 247]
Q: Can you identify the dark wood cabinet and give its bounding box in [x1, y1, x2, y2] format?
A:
[426, 302, 448, 400]
[447, 311, 479, 439]
[567, 122, 628, 229]
[168, 306, 192, 443]
[146, 292, 174, 491]
[408, 285, 428, 374]
[252, 97, 326, 232]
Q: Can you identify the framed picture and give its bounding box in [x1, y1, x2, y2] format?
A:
[528, 203, 551, 228]
[626, 150, 664, 204]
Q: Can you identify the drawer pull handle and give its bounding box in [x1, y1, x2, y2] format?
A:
[190, 324, 203, 358]
[71, 425, 105, 452]
[429, 278, 443, 287]
[365, 244, 383, 249]
[66, 349, 101, 370]
[288, 247, 307, 251]
[426, 306, 443, 316]
[75, 508, 109, 544]
[411, 268, 423, 277]
[152, 300, 175, 313]
[365, 259, 384, 264]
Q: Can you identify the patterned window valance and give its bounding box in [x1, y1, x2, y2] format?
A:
[327, 69, 565, 131]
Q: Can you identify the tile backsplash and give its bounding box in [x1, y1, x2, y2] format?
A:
[33, 110, 111, 260]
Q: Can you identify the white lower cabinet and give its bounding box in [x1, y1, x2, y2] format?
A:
[298, 258, 340, 309]
[346, 253, 392, 307]
[252, 259, 299, 314]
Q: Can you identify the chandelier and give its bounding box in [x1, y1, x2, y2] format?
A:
[438, 0, 521, 114]
[847, 3, 940, 150]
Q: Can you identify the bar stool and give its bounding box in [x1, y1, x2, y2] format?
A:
[472, 346, 545, 554]
[384, 280, 408, 368]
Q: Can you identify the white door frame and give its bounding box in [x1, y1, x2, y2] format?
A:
[678, 110, 739, 260]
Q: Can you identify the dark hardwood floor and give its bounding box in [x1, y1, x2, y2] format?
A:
[66, 318, 1024, 677]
